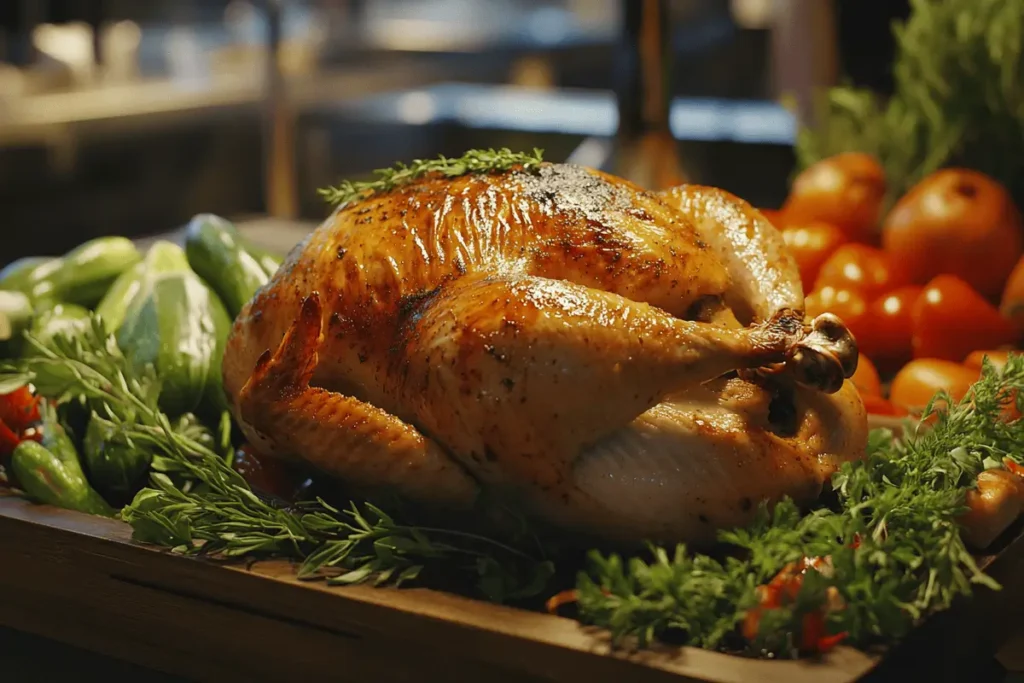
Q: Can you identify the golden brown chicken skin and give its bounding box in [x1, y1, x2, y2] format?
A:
[223, 163, 865, 543]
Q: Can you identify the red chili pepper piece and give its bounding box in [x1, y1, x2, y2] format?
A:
[1004, 458, 1024, 477]
[816, 631, 849, 652]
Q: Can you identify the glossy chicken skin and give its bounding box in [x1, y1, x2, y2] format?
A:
[224, 163, 865, 543]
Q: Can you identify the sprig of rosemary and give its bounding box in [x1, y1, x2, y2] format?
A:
[575, 356, 1023, 655]
[796, 0, 1024, 209]
[318, 147, 545, 209]
[1, 318, 554, 603]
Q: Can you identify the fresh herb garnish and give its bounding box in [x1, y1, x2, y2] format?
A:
[1, 317, 553, 603]
[5, 318, 1023, 655]
[796, 0, 1024, 209]
[318, 148, 545, 209]
[575, 356, 1022, 655]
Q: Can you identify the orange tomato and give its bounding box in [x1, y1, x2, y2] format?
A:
[813, 244, 908, 302]
[854, 286, 922, 373]
[882, 168, 1024, 299]
[758, 207, 785, 227]
[804, 286, 868, 337]
[860, 394, 910, 417]
[911, 275, 1019, 361]
[1000, 255, 1024, 329]
[781, 222, 847, 292]
[851, 355, 882, 397]
[889, 359, 980, 410]
[963, 349, 1013, 372]
[782, 153, 886, 244]
[963, 350, 1021, 422]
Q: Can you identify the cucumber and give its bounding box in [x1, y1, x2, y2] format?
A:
[25, 237, 142, 308]
[95, 240, 191, 333]
[116, 269, 232, 417]
[184, 213, 271, 318]
[0, 257, 60, 293]
[242, 240, 284, 277]
[83, 412, 151, 500]
[28, 303, 91, 351]
[0, 290, 33, 358]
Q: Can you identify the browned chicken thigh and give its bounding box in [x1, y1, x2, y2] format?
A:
[223, 163, 866, 544]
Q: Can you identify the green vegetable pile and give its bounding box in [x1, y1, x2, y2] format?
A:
[0, 214, 279, 511]
[796, 0, 1024, 210]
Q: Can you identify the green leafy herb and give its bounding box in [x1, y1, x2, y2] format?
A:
[796, 0, 1024, 209]
[576, 355, 1023, 655]
[1, 317, 553, 603]
[318, 148, 545, 209]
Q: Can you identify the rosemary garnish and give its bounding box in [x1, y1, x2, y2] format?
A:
[2, 318, 553, 603]
[796, 0, 1024, 209]
[318, 147, 545, 209]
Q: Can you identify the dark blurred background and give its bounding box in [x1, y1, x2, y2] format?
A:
[0, 0, 909, 261]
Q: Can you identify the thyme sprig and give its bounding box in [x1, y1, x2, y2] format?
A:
[1, 318, 554, 603]
[575, 356, 1023, 655]
[318, 147, 545, 209]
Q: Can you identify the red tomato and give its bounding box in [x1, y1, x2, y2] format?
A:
[782, 153, 887, 244]
[889, 359, 980, 410]
[883, 168, 1023, 299]
[0, 386, 42, 458]
[851, 355, 882, 397]
[813, 244, 908, 302]
[804, 286, 868, 338]
[911, 275, 1019, 361]
[854, 286, 922, 373]
[781, 222, 847, 292]
[1000, 255, 1024, 329]
[860, 394, 910, 417]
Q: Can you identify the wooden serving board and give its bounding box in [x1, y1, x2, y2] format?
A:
[1, 493, 1023, 683]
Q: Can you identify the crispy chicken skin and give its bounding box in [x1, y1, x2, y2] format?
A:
[224, 163, 866, 543]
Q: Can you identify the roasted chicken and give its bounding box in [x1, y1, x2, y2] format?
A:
[223, 163, 867, 544]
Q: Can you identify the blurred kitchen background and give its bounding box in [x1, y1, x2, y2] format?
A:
[0, 0, 909, 260]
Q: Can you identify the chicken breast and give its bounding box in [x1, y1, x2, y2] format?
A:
[223, 162, 866, 543]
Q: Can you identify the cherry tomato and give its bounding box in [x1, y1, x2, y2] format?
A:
[1000, 255, 1024, 329]
[963, 349, 1014, 372]
[233, 445, 296, 500]
[911, 275, 1019, 362]
[889, 359, 980, 410]
[804, 286, 868, 338]
[781, 222, 847, 292]
[813, 244, 908, 302]
[854, 286, 922, 373]
[883, 168, 1023, 299]
[860, 394, 910, 417]
[782, 152, 886, 244]
[851, 355, 882, 397]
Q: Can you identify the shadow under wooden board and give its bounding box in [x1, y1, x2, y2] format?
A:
[1, 492, 1023, 683]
